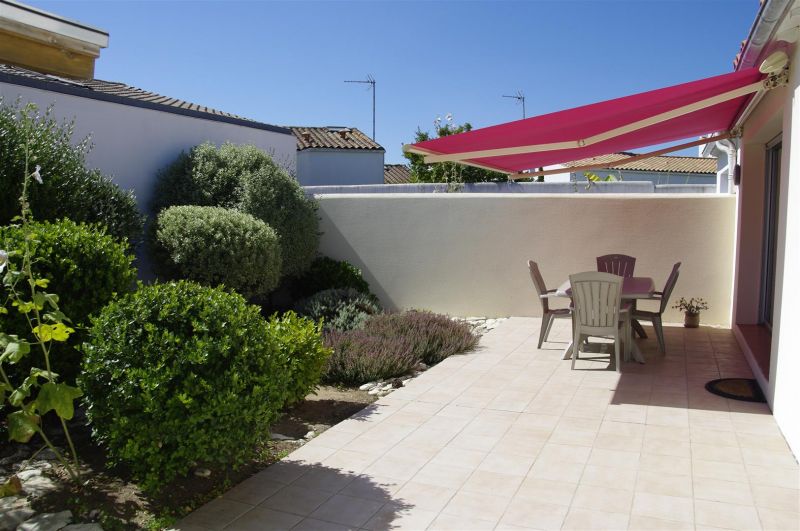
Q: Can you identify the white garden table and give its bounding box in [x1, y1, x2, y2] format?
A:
[554, 276, 655, 364]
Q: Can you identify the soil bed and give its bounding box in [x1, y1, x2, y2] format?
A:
[3, 385, 376, 530]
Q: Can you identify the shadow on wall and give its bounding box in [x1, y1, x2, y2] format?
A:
[314, 206, 399, 312]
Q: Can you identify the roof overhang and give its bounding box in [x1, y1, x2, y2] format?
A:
[0, 0, 109, 57]
[404, 67, 787, 179]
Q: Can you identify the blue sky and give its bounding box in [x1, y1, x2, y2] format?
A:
[35, 0, 758, 163]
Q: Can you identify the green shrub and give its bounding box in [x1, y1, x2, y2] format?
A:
[153, 205, 282, 298]
[295, 288, 381, 332]
[363, 311, 479, 365]
[0, 100, 144, 243]
[152, 142, 319, 276]
[0, 219, 136, 382]
[323, 329, 417, 385]
[292, 256, 371, 299]
[239, 166, 319, 277]
[81, 281, 289, 492]
[266, 311, 331, 406]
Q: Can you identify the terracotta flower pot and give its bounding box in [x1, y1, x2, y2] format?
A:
[684, 312, 700, 328]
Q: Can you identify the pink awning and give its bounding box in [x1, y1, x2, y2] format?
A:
[404, 68, 765, 174]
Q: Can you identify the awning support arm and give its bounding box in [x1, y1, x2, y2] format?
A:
[509, 132, 733, 180]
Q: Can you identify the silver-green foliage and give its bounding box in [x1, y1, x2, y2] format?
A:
[152, 143, 319, 277]
[154, 206, 281, 298]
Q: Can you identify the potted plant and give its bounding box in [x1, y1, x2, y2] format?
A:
[672, 297, 709, 328]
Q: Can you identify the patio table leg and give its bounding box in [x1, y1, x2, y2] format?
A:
[632, 319, 648, 338]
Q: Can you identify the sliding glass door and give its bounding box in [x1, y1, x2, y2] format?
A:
[760, 137, 781, 330]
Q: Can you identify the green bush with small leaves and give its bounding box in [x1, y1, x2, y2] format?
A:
[81, 281, 290, 492]
[292, 256, 371, 299]
[0, 219, 136, 383]
[153, 205, 282, 298]
[266, 311, 331, 406]
[295, 288, 381, 332]
[0, 100, 144, 243]
[152, 142, 319, 277]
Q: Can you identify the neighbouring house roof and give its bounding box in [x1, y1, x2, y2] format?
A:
[384, 164, 411, 184]
[563, 152, 717, 174]
[290, 126, 384, 151]
[0, 63, 291, 134]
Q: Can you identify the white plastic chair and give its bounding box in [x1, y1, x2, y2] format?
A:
[633, 262, 681, 354]
[569, 271, 630, 372]
[528, 261, 571, 348]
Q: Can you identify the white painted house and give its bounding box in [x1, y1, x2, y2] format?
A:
[291, 126, 385, 186]
[0, 1, 296, 212]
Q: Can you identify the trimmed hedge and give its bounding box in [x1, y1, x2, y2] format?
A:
[0, 219, 136, 383]
[292, 257, 371, 299]
[152, 142, 319, 276]
[153, 205, 282, 298]
[363, 311, 479, 365]
[0, 100, 144, 243]
[81, 281, 290, 492]
[266, 311, 331, 406]
[295, 288, 381, 332]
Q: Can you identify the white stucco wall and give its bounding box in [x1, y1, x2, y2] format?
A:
[766, 46, 800, 461]
[0, 82, 297, 211]
[315, 193, 736, 326]
[296, 149, 385, 186]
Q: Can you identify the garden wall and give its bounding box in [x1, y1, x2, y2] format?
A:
[315, 193, 737, 326]
[0, 82, 297, 211]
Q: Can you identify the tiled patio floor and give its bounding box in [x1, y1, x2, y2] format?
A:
[176, 318, 799, 530]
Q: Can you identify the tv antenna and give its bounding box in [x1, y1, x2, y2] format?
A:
[503, 90, 526, 119]
[345, 74, 376, 140]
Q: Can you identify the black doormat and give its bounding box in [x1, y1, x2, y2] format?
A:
[705, 378, 766, 403]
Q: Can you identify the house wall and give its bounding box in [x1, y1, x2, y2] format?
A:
[296, 149, 385, 187]
[734, 44, 800, 460]
[314, 193, 736, 326]
[0, 82, 297, 211]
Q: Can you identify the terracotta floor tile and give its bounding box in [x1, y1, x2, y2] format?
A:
[223, 507, 303, 531]
[562, 507, 630, 530]
[179, 319, 797, 530]
[694, 499, 761, 530]
[631, 492, 694, 524]
[309, 494, 384, 527]
[499, 498, 568, 530]
[515, 477, 577, 506]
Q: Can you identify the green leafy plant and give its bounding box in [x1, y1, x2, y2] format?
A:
[323, 329, 417, 385]
[404, 114, 507, 184]
[292, 256, 371, 299]
[295, 288, 381, 332]
[152, 142, 319, 277]
[266, 311, 331, 406]
[1, 219, 136, 383]
[153, 205, 282, 298]
[363, 311, 479, 365]
[672, 297, 709, 315]
[81, 280, 290, 492]
[0, 99, 144, 243]
[581, 171, 622, 191]
[0, 104, 82, 481]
